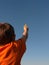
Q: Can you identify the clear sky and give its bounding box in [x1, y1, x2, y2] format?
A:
[0, 0, 49, 65]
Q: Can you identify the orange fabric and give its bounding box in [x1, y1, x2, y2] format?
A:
[0, 39, 26, 65]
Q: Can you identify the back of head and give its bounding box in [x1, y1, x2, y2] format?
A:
[0, 23, 15, 45]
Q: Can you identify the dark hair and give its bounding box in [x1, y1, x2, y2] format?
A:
[0, 23, 15, 45]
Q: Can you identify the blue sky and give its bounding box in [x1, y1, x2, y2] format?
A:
[0, 0, 49, 65]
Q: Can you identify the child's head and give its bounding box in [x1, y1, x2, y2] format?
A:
[0, 23, 15, 45]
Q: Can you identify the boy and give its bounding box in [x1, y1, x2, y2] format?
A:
[0, 23, 28, 65]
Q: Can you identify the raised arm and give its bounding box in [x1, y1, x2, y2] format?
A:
[16, 24, 29, 49]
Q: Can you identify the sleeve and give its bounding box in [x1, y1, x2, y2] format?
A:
[17, 37, 26, 58]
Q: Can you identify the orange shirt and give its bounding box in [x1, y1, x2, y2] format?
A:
[0, 38, 26, 65]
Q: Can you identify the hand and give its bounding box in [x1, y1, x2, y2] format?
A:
[23, 24, 28, 32]
[23, 24, 28, 36]
[22, 24, 29, 41]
